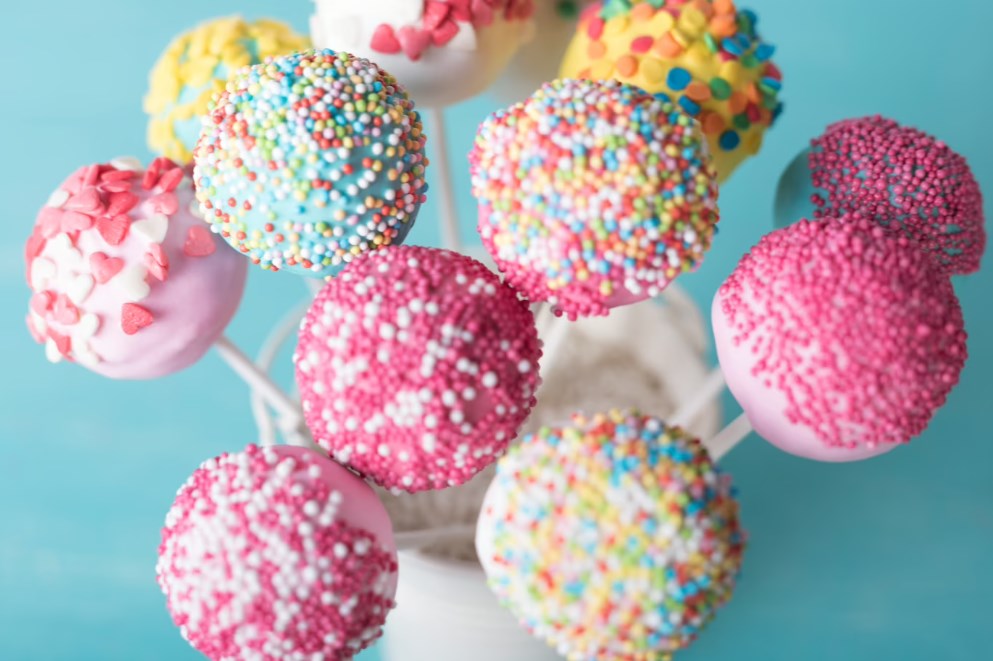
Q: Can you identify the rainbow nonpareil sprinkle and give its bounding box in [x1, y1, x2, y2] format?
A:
[476, 409, 745, 660]
[470, 78, 720, 319]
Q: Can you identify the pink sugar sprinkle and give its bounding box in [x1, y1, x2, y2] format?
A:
[295, 245, 541, 493]
[809, 115, 985, 275]
[719, 216, 967, 450]
[157, 445, 398, 661]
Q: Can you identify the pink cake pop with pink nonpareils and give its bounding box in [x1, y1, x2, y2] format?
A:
[712, 216, 967, 462]
[157, 444, 398, 661]
[295, 245, 541, 492]
[808, 115, 985, 274]
[24, 157, 247, 379]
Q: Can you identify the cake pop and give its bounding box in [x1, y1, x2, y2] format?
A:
[559, 0, 783, 182]
[490, 0, 594, 103]
[158, 444, 398, 660]
[194, 48, 428, 279]
[470, 78, 720, 319]
[310, 0, 537, 108]
[295, 245, 541, 493]
[476, 409, 745, 660]
[145, 16, 310, 164]
[712, 216, 967, 462]
[774, 116, 985, 275]
[24, 157, 247, 379]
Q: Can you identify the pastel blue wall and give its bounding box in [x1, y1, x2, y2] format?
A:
[1, 2, 990, 659]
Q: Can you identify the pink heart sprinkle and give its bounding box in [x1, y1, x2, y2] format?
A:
[106, 191, 140, 217]
[49, 330, 72, 357]
[184, 225, 216, 257]
[397, 26, 431, 61]
[96, 214, 131, 246]
[149, 192, 179, 216]
[156, 167, 184, 193]
[64, 188, 103, 214]
[52, 294, 80, 326]
[90, 252, 125, 284]
[143, 244, 170, 281]
[30, 291, 54, 315]
[60, 210, 95, 233]
[370, 24, 402, 54]
[121, 303, 154, 335]
[424, 1, 452, 30]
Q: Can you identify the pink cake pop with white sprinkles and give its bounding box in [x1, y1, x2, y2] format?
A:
[157, 444, 398, 661]
[713, 216, 967, 462]
[470, 78, 720, 319]
[24, 157, 247, 379]
[295, 245, 541, 492]
[808, 115, 985, 274]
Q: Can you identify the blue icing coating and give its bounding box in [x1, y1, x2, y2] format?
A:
[193, 49, 428, 278]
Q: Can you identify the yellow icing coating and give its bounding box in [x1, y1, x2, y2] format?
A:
[144, 16, 310, 163]
[560, 0, 782, 182]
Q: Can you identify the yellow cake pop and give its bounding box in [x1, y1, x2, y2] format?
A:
[560, 0, 782, 182]
[144, 16, 310, 164]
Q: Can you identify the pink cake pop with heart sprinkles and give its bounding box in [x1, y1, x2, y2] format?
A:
[476, 410, 745, 660]
[157, 444, 398, 661]
[470, 78, 720, 319]
[24, 157, 247, 379]
[808, 115, 985, 275]
[295, 245, 541, 493]
[713, 216, 967, 462]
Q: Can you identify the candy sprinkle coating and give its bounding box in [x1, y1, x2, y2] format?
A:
[295, 245, 542, 493]
[808, 115, 985, 275]
[713, 216, 968, 461]
[476, 409, 745, 660]
[144, 16, 310, 164]
[194, 48, 428, 279]
[470, 78, 720, 319]
[157, 445, 398, 661]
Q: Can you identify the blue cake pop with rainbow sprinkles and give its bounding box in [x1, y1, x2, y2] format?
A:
[193, 49, 428, 278]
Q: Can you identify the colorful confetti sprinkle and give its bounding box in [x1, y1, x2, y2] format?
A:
[194, 49, 428, 279]
[470, 78, 719, 319]
[477, 409, 745, 660]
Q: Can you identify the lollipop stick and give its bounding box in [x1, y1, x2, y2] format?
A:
[250, 302, 312, 446]
[706, 412, 753, 461]
[395, 524, 476, 552]
[215, 335, 304, 432]
[670, 367, 726, 428]
[426, 107, 462, 252]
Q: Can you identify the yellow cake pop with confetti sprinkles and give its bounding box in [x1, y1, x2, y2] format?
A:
[560, 0, 783, 182]
[144, 16, 310, 164]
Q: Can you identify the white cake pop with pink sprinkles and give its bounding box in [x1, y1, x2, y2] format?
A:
[713, 215, 967, 461]
[295, 245, 541, 493]
[157, 445, 398, 660]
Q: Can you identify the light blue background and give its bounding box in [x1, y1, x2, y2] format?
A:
[1, 1, 990, 659]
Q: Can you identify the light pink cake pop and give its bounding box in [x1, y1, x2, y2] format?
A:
[295, 245, 541, 493]
[713, 216, 967, 461]
[24, 157, 247, 379]
[157, 444, 398, 661]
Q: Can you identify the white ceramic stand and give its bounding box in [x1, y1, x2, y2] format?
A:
[379, 283, 720, 661]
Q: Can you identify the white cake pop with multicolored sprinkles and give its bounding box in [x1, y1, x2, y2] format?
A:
[470, 78, 720, 319]
[157, 445, 398, 660]
[477, 409, 745, 660]
[295, 245, 542, 493]
[194, 49, 428, 279]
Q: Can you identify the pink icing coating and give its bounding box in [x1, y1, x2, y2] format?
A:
[713, 216, 967, 461]
[809, 115, 985, 275]
[157, 445, 398, 660]
[25, 158, 247, 379]
[295, 245, 541, 492]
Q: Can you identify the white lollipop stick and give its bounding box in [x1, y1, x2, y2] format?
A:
[705, 412, 753, 461]
[215, 335, 305, 436]
[250, 302, 312, 446]
[427, 107, 462, 252]
[670, 367, 726, 428]
[538, 312, 572, 374]
[395, 524, 476, 552]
